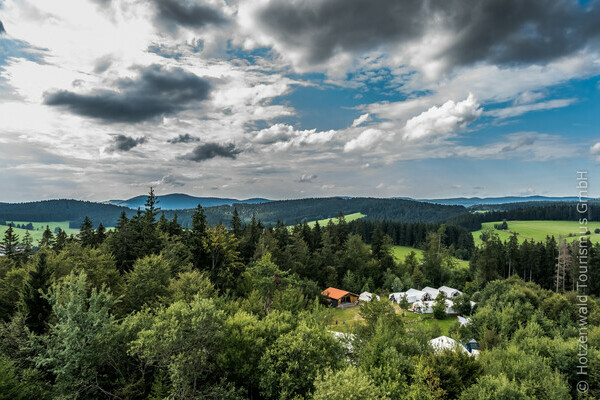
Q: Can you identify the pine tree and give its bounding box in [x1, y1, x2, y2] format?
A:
[54, 228, 67, 251]
[231, 208, 242, 238]
[22, 250, 52, 334]
[96, 223, 106, 245]
[141, 188, 162, 255]
[38, 225, 54, 248]
[78, 217, 94, 247]
[21, 231, 34, 259]
[1, 223, 19, 260]
[189, 205, 209, 270]
[144, 187, 160, 225]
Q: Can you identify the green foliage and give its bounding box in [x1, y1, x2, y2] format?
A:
[123, 254, 171, 312]
[130, 297, 226, 399]
[259, 322, 344, 400]
[36, 272, 118, 399]
[0, 354, 24, 400]
[22, 250, 52, 334]
[313, 366, 386, 400]
[168, 269, 215, 303]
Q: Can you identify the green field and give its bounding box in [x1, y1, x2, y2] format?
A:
[392, 245, 468, 266]
[0, 221, 79, 243]
[391, 245, 424, 261]
[305, 212, 366, 228]
[472, 220, 600, 246]
[328, 303, 456, 337]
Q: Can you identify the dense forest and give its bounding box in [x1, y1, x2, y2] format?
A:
[0, 197, 468, 229]
[0, 191, 598, 399]
[448, 203, 600, 231]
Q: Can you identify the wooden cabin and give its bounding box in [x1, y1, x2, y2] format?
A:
[321, 287, 359, 306]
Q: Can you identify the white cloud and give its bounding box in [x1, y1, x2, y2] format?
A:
[403, 93, 482, 141]
[351, 113, 370, 127]
[591, 142, 600, 161]
[486, 98, 577, 119]
[252, 124, 337, 150]
[344, 128, 386, 152]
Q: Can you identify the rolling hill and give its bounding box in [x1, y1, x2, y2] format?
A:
[108, 193, 271, 210]
[0, 197, 468, 229]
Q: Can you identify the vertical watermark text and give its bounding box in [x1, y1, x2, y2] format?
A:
[576, 170, 589, 394]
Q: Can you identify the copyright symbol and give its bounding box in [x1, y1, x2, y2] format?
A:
[577, 381, 589, 393]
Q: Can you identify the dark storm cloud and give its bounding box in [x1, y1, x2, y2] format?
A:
[255, 0, 600, 68]
[109, 135, 146, 152]
[181, 142, 241, 162]
[43, 64, 211, 123]
[153, 0, 227, 33]
[167, 133, 201, 144]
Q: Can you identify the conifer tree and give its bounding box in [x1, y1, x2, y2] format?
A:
[78, 217, 94, 247]
[231, 208, 242, 238]
[189, 205, 209, 270]
[40, 225, 55, 248]
[22, 250, 52, 334]
[1, 223, 19, 260]
[95, 223, 106, 245]
[54, 228, 67, 251]
[21, 231, 34, 259]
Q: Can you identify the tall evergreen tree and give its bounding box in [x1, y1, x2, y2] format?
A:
[231, 208, 242, 238]
[54, 228, 68, 251]
[40, 225, 55, 248]
[95, 223, 107, 245]
[22, 250, 52, 334]
[21, 231, 34, 260]
[189, 205, 209, 270]
[140, 188, 162, 256]
[78, 217, 94, 247]
[1, 223, 19, 260]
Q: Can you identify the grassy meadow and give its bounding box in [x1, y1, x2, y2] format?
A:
[328, 302, 457, 337]
[472, 220, 600, 246]
[304, 212, 366, 228]
[0, 221, 79, 243]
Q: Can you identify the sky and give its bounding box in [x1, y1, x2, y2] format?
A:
[0, 0, 599, 202]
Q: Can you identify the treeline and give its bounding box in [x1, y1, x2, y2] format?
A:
[1, 197, 469, 230]
[448, 203, 599, 230]
[470, 230, 600, 295]
[0, 190, 599, 398]
[0, 200, 136, 227]
[348, 219, 475, 259]
[0, 221, 34, 230]
[206, 197, 468, 226]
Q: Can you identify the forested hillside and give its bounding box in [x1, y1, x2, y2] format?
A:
[448, 203, 600, 230]
[0, 191, 598, 399]
[0, 197, 468, 228]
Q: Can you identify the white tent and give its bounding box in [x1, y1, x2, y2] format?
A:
[422, 286, 439, 299]
[429, 336, 469, 353]
[445, 300, 456, 314]
[457, 316, 471, 326]
[405, 288, 428, 303]
[389, 292, 405, 303]
[411, 300, 433, 313]
[439, 286, 463, 298]
[359, 292, 380, 302]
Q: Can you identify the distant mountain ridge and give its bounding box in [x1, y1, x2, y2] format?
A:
[421, 196, 596, 207]
[107, 193, 271, 210]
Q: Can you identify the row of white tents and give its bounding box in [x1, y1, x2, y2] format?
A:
[389, 286, 463, 304]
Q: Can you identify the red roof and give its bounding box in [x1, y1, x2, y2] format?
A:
[321, 287, 357, 300]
